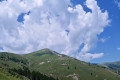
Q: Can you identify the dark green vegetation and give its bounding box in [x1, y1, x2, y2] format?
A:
[0, 52, 28, 69]
[100, 61, 120, 75]
[9, 66, 55, 80]
[0, 49, 120, 80]
[0, 52, 55, 80]
[0, 52, 29, 80]
[0, 67, 22, 80]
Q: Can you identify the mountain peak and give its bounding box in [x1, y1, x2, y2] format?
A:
[29, 48, 58, 56]
[40, 48, 52, 51]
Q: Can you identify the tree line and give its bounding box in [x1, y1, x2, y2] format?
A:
[8, 66, 56, 80]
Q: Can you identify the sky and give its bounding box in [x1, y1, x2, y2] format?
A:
[0, 0, 120, 63]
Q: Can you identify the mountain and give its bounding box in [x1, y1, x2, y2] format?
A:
[0, 49, 120, 80]
[99, 61, 120, 74]
[0, 67, 23, 80]
[0, 52, 55, 80]
[24, 48, 120, 80]
[0, 52, 28, 69]
[0, 52, 29, 80]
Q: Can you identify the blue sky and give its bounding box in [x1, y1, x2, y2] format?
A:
[0, 0, 120, 63]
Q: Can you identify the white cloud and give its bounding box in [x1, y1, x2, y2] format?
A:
[117, 48, 120, 51]
[0, 0, 110, 61]
[78, 53, 104, 61]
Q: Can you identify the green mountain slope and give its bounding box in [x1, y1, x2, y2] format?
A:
[0, 52, 55, 80]
[0, 49, 120, 80]
[0, 52, 28, 69]
[0, 52, 29, 80]
[24, 49, 120, 80]
[0, 67, 22, 80]
[100, 61, 120, 74]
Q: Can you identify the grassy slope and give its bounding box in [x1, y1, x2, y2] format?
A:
[0, 52, 28, 69]
[24, 49, 120, 80]
[0, 68, 22, 80]
[0, 52, 55, 80]
[0, 52, 29, 80]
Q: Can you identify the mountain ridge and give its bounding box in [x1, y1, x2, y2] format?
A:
[24, 48, 120, 80]
[0, 49, 120, 80]
[99, 61, 120, 75]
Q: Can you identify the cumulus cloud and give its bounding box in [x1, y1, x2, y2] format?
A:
[0, 0, 110, 61]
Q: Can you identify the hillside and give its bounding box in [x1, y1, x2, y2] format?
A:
[24, 49, 120, 80]
[0, 67, 23, 80]
[0, 52, 55, 80]
[99, 61, 120, 74]
[0, 49, 120, 80]
[0, 52, 29, 80]
[0, 52, 29, 69]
